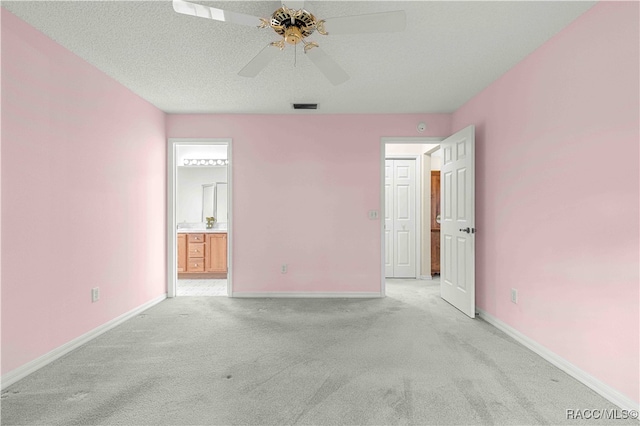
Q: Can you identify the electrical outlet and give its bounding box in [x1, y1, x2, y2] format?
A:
[511, 288, 518, 304]
[368, 210, 379, 220]
[281, 264, 288, 274]
[91, 287, 100, 303]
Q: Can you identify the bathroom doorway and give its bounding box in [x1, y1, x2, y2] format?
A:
[167, 139, 232, 297]
[381, 138, 442, 294]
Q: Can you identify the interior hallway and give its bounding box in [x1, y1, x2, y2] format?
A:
[1, 279, 633, 425]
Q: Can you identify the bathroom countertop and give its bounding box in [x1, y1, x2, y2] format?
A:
[177, 228, 227, 234]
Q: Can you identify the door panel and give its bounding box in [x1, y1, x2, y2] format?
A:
[443, 171, 453, 221]
[456, 236, 467, 290]
[396, 185, 410, 219]
[177, 234, 187, 273]
[457, 168, 468, 220]
[440, 126, 475, 318]
[443, 234, 453, 285]
[206, 233, 228, 273]
[397, 165, 410, 179]
[385, 184, 393, 220]
[457, 140, 467, 159]
[396, 230, 411, 266]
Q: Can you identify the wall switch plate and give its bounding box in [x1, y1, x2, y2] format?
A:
[368, 210, 379, 220]
[91, 287, 100, 303]
[511, 288, 518, 304]
[281, 264, 288, 274]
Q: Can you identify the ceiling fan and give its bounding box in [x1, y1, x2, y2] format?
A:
[172, 0, 406, 85]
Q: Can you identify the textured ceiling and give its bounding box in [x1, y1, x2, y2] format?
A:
[2, 1, 596, 114]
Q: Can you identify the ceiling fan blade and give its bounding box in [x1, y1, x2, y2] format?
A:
[238, 44, 281, 78]
[173, 0, 263, 27]
[305, 47, 349, 86]
[322, 10, 406, 35]
[283, 1, 306, 10]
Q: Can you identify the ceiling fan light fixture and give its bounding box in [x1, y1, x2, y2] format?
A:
[284, 26, 303, 45]
[271, 6, 318, 40]
[173, 0, 406, 84]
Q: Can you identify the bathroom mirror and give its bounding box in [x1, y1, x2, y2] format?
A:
[216, 183, 228, 223]
[202, 182, 227, 223]
[202, 184, 214, 220]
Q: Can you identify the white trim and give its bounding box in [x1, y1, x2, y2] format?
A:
[419, 275, 433, 280]
[167, 138, 233, 298]
[385, 155, 422, 281]
[477, 308, 640, 411]
[232, 292, 383, 298]
[227, 141, 233, 298]
[381, 137, 444, 144]
[167, 141, 177, 298]
[380, 141, 386, 297]
[380, 137, 444, 297]
[1, 294, 167, 390]
[425, 145, 441, 155]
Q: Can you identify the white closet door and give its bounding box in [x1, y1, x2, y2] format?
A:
[385, 159, 416, 278]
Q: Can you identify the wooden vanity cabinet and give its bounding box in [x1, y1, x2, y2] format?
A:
[177, 234, 187, 272]
[187, 233, 205, 272]
[206, 233, 227, 273]
[177, 232, 227, 276]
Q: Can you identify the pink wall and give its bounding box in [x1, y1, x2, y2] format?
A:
[452, 2, 639, 403]
[1, 10, 167, 374]
[167, 114, 451, 294]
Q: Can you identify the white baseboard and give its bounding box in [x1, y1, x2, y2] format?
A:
[419, 275, 433, 280]
[232, 292, 382, 298]
[1, 294, 167, 390]
[477, 308, 639, 411]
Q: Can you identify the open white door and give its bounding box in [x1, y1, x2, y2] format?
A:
[440, 126, 475, 318]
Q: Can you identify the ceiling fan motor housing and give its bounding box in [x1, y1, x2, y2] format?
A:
[271, 7, 317, 44]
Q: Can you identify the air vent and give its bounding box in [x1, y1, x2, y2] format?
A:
[293, 103, 318, 110]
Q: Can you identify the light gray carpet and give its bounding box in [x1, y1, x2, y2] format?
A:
[1, 279, 637, 425]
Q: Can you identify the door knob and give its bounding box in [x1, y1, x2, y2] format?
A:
[459, 227, 476, 234]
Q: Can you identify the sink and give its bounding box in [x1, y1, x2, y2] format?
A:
[177, 222, 227, 232]
[177, 222, 206, 230]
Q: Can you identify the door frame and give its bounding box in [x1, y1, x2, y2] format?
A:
[380, 137, 443, 296]
[167, 138, 233, 298]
